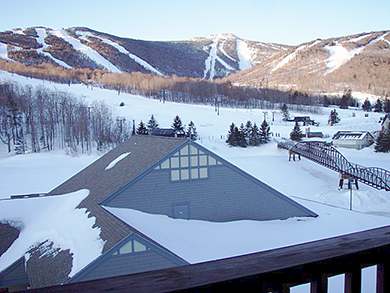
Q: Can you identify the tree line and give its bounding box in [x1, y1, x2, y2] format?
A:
[0, 59, 366, 110]
[0, 81, 131, 155]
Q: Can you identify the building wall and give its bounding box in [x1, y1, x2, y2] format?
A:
[75, 250, 180, 282]
[333, 135, 373, 150]
[104, 163, 315, 222]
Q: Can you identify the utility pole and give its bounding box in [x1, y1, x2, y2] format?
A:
[262, 111, 268, 122]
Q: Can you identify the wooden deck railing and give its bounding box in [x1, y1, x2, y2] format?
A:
[26, 225, 390, 293]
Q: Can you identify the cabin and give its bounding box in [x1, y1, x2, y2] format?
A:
[332, 131, 375, 150]
[0, 135, 317, 291]
[151, 128, 185, 137]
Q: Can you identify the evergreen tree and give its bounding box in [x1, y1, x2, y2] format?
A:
[147, 114, 159, 133]
[244, 121, 252, 144]
[374, 99, 383, 113]
[172, 115, 184, 131]
[259, 120, 271, 143]
[249, 122, 261, 146]
[281, 103, 290, 121]
[186, 121, 198, 141]
[375, 125, 390, 153]
[226, 122, 236, 146]
[136, 120, 148, 135]
[384, 98, 390, 113]
[362, 99, 372, 112]
[340, 89, 353, 109]
[290, 122, 303, 141]
[236, 125, 247, 147]
[328, 109, 340, 126]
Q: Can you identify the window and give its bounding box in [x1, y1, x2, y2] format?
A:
[156, 144, 222, 181]
[112, 239, 149, 255]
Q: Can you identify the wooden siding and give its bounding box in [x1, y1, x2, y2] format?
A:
[72, 251, 184, 283]
[104, 164, 316, 222]
[69, 233, 188, 283]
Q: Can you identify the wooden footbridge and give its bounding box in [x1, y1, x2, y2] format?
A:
[277, 140, 390, 191]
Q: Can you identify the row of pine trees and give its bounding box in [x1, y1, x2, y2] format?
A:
[226, 120, 271, 147]
[135, 114, 198, 141]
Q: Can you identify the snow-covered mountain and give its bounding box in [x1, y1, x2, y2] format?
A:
[1, 27, 389, 96]
[229, 30, 390, 96]
[0, 27, 287, 79]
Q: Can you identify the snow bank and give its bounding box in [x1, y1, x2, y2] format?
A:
[0, 190, 105, 276]
[105, 201, 390, 264]
[0, 149, 99, 200]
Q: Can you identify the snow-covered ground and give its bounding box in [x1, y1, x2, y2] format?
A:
[1, 70, 389, 292]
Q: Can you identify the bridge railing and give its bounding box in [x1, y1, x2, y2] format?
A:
[277, 140, 390, 191]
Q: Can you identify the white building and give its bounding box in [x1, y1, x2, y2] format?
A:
[332, 131, 375, 150]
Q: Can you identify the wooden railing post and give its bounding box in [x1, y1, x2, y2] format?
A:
[310, 273, 328, 293]
[345, 266, 361, 293]
[377, 262, 387, 293]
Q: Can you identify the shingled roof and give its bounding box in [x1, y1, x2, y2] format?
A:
[48, 135, 188, 253]
[0, 135, 187, 289]
[1, 135, 318, 290]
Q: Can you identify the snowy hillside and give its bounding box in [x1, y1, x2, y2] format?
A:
[0, 27, 285, 79]
[230, 30, 390, 96]
[1, 71, 390, 292]
[196, 33, 286, 78]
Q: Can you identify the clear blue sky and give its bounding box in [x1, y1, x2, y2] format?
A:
[1, 0, 389, 45]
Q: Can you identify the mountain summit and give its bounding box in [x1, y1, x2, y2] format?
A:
[0, 26, 287, 79]
[1, 27, 389, 96]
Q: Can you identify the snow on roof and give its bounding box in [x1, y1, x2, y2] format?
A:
[332, 131, 373, 141]
[0, 190, 105, 277]
[104, 198, 390, 265]
[105, 152, 131, 170]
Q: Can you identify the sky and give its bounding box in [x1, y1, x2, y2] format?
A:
[0, 0, 389, 45]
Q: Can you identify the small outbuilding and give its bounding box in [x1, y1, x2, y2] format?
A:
[332, 131, 375, 150]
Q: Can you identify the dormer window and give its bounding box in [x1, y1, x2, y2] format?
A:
[155, 144, 222, 181]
